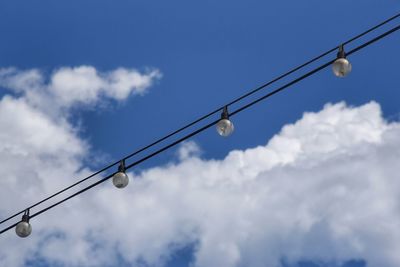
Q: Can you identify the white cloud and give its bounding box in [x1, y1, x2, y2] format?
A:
[0, 66, 162, 110]
[0, 69, 399, 267]
[177, 141, 201, 161]
[49, 66, 161, 106]
[0, 68, 43, 93]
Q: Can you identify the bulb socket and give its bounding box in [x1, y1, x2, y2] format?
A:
[21, 214, 30, 223]
[221, 106, 229, 120]
[337, 45, 346, 59]
[118, 160, 126, 172]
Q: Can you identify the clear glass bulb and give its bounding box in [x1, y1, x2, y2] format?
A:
[15, 221, 32, 238]
[332, 58, 352, 77]
[216, 119, 234, 137]
[112, 172, 129, 188]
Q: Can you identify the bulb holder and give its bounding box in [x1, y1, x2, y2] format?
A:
[221, 106, 229, 120]
[21, 214, 30, 223]
[118, 160, 126, 172]
[337, 44, 346, 59]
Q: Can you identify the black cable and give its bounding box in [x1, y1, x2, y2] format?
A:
[2, 11, 399, 227]
[226, 12, 400, 108]
[343, 12, 400, 46]
[0, 112, 219, 226]
[231, 25, 400, 116]
[1, 22, 399, 236]
[0, 120, 220, 235]
[0, 163, 119, 225]
[1, 12, 400, 228]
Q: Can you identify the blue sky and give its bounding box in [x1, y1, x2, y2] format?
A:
[0, 1, 400, 267]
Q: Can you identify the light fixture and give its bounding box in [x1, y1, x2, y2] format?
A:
[15, 210, 32, 238]
[216, 106, 234, 137]
[112, 160, 129, 189]
[332, 44, 352, 77]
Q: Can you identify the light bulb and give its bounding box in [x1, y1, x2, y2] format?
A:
[217, 106, 234, 137]
[216, 119, 234, 137]
[333, 45, 352, 77]
[332, 57, 352, 77]
[15, 214, 32, 238]
[112, 171, 129, 188]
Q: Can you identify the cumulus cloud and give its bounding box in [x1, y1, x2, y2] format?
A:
[177, 141, 201, 161]
[0, 66, 161, 110]
[0, 70, 399, 267]
[0, 65, 161, 266]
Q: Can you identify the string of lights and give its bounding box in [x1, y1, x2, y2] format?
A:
[3, 11, 399, 229]
[1, 14, 400, 238]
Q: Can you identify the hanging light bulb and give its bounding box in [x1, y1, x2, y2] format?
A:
[112, 160, 129, 189]
[15, 210, 32, 238]
[332, 44, 352, 77]
[216, 106, 234, 137]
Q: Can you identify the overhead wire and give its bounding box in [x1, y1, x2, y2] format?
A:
[1, 14, 400, 236]
[3, 11, 399, 227]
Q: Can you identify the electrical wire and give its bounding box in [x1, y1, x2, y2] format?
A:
[3, 11, 400, 228]
[1, 12, 400, 235]
[231, 26, 400, 117]
[2, 11, 399, 228]
[1, 21, 399, 236]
